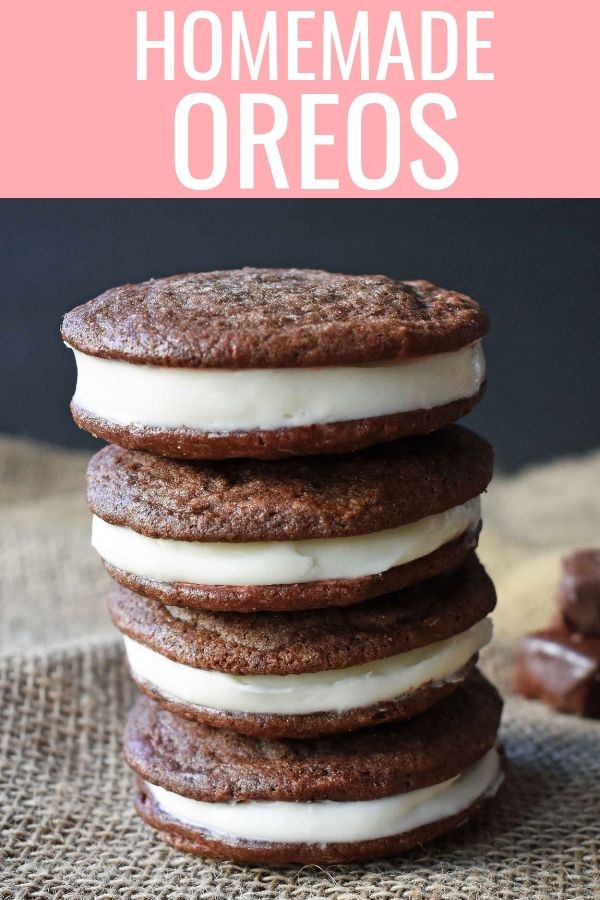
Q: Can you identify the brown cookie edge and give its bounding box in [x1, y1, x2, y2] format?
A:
[129, 658, 476, 739]
[104, 527, 480, 612]
[72, 387, 484, 460]
[133, 772, 501, 865]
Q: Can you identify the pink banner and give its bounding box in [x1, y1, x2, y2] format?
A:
[1, 1, 598, 197]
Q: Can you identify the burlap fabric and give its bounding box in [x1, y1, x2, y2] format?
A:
[1, 435, 599, 898]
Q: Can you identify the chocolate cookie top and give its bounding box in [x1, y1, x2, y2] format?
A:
[61, 269, 488, 369]
[110, 553, 495, 675]
[88, 425, 492, 542]
[125, 672, 502, 802]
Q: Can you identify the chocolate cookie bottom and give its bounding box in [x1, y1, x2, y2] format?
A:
[72, 388, 484, 460]
[131, 657, 476, 739]
[105, 527, 480, 612]
[134, 779, 499, 865]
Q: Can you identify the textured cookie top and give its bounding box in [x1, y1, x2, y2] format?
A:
[88, 425, 492, 542]
[61, 269, 488, 368]
[125, 672, 502, 802]
[111, 554, 495, 674]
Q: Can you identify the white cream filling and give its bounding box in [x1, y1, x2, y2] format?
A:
[70, 342, 485, 432]
[123, 617, 492, 715]
[144, 746, 502, 844]
[92, 497, 480, 587]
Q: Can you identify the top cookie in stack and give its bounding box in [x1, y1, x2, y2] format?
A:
[62, 268, 502, 864]
[62, 268, 487, 459]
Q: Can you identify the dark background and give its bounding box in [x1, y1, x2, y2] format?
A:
[2, 199, 598, 471]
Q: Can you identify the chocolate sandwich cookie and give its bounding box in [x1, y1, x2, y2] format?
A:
[89, 425, 493, 612]
[125, 672, 503, 864]
[110, 554, 496, 738]
[62, 269, 488, 459]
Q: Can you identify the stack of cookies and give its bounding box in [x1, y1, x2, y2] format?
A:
[62, 268, 503, 864]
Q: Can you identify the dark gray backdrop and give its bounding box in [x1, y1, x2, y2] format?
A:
[2, 199, 598, 471]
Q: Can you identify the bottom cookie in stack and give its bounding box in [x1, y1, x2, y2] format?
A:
[125, 672, 503, 864]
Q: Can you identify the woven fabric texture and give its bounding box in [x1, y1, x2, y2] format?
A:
[1, 435, 600, 897]
[1, 641, 599, 899]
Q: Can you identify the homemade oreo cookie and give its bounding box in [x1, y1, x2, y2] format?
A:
[88, 426, 493, 612]
[62, 269, 488, 459]
[125, 672, 503, 864]
[110, 553, 496, 738]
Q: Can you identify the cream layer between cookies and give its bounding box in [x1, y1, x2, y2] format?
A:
[70, 341, 484, 431]
[144, 746, 502, 844]
[123, 617, 492, 715]
[92, 497, 480, 587]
